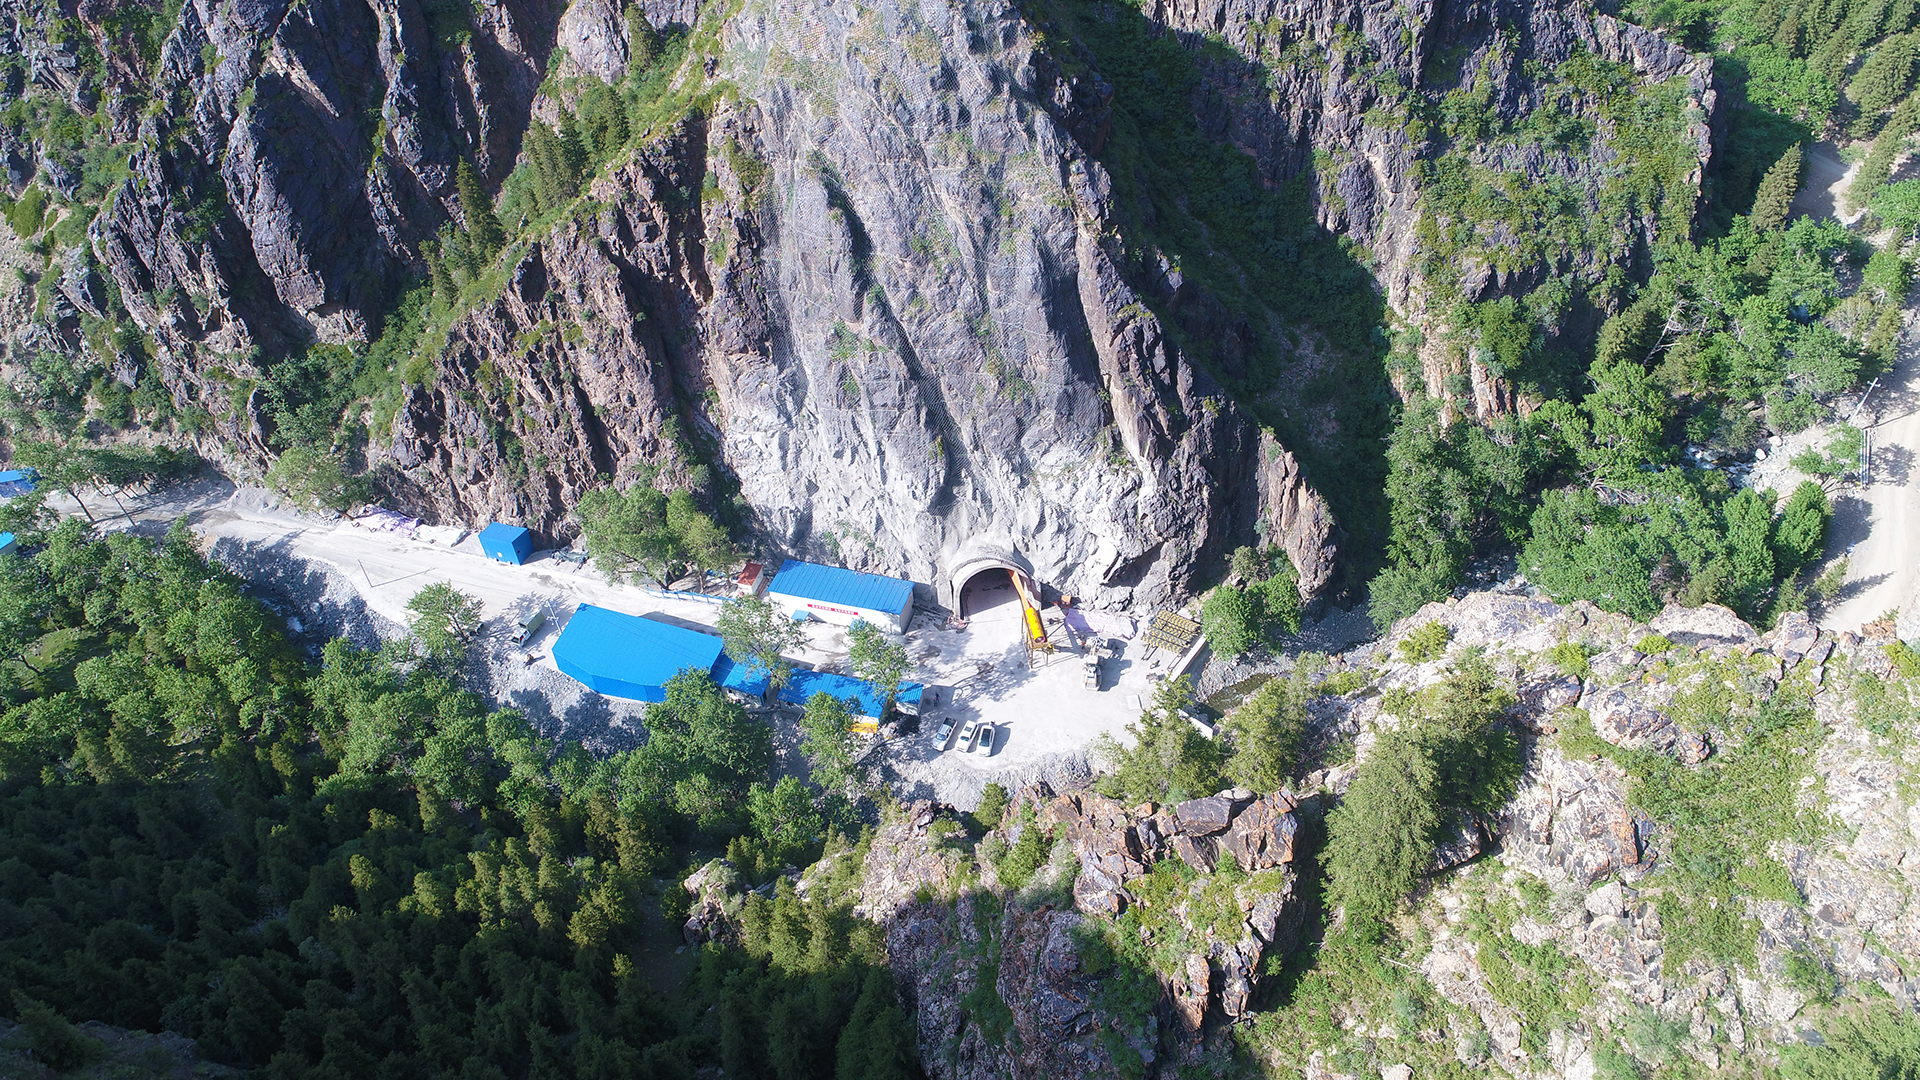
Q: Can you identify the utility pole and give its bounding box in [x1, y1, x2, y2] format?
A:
[1848, 377, 1881, 425]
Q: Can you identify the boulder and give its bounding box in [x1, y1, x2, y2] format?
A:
[1502, 747, 1645, 885]
[1429, 813, 1485, 873]
[1173, 953, 1210, 1035]
[1650, 603, 1759, 648]
[1513, 675, 1582, 725]
[1585, 881, 1626, 918]
[1171, 832, 1217, 873]
[1675, 730, 1711, 765]
[1585, 687, 1678, 751]
[1173, 795, 1234, 835]
[1219, 795, 1300, 871]
[1765, 610, 1821, 665]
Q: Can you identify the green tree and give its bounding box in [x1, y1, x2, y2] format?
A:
[1324, 656, 1517, 938]
[620, 670, 770, 828]
[577, 483, 730, 587]
[1229, 544, 1265, 583]
[847, 619, 910, 711]
[1771, 481, 1831, 574]
[665, 489, 732, 576]
[263, 445, 366, 513]
[1221, 659, 1315, 792]
[1093, 676, 1223, 804]
[404, 582, 484, 664]
[1872, 179, 1920, 240]
[577, 483, 675, 585]
[746, 775, 824, 854]
[972, 782, 1008, 830]
[1202, 585, 1258, 656]
[9, 994, 103, 1072]
[716, 595, 806, 690]
[1722, 487, 1779, 617]
[456, 158, 504, 260]
[1576, 359, 1675, 482]
[1323, 728, 1440, 937]
[1523, 489, 1662, 619]
[1749, 142, 1805, 230]
[835, 967, 918, 1080]
[798, 691, 858, 792]
[1850, 36, 1919, 121]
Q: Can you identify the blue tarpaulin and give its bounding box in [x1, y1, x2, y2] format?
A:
[553, 606, 724, 702]
[479, 523, 533, 565]
[778, 669, 923, 721]
[0, 469, 37, 499]
[0, 533, 16, 556]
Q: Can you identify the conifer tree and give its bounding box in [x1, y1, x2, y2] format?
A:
[455, 159, 504, 260]
[1751, 143, 1805, 231]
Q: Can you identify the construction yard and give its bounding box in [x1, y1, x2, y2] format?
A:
[45, 476, 1177, 805]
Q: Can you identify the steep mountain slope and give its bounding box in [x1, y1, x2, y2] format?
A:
[0, 0, 1714, 603]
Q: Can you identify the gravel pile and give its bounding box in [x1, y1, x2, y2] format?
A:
[208, 534, 405, 650]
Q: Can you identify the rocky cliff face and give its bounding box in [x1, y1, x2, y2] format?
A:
[687, 786, 1312, 1079]
[2, 0, 1713, 600]
[1130, 0, 1718, 420]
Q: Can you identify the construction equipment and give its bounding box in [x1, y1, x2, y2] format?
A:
[1143, 611, 1201, 653]
[1008, 569, 1056, 665]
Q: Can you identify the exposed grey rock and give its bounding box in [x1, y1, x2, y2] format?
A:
[1502, 744, 1645, 886]
[1650, 602, 1759, 648]
[1219, 792, 1300, 871]
[1173, 795, 1235, 835]
[1585, 686, 1678, 751]
[1170, 832, 1217, 873]
[1429, 812, 1485, 874]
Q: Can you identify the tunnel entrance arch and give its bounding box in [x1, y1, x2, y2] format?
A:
[944, 544, 1038, 614]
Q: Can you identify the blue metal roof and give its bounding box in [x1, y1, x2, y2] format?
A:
[552, 605, 724, 702]
[0, 469, 36, 498]
[778, 669, 923, 719]
[711, 655, 771, 699]
[768, 560, 914, 615]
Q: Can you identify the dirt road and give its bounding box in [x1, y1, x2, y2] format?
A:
[1819, 337, 1920, 633]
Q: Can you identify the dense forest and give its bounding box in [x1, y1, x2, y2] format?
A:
[0, 501, 918, 1078]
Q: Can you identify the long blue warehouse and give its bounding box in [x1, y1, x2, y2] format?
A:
[779, 670, 923, 722]
[553, 605, 770, 702]
[766, 559, 915, 632]
[479, 523, 534, 565]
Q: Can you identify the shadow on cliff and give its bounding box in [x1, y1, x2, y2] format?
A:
[1029, 0, 1398, 570]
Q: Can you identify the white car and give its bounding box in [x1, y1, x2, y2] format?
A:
[956, 718, 980, 753]
[975, 721, 996, 755]
[935, 716, 957, 747]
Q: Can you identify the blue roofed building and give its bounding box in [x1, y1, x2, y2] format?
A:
[479, 523, 534, 565]
[778, 669, 923, 722]
[766, 559, 916, 632]
[552, 605, 771, 703]
[0, 469, 36, 499]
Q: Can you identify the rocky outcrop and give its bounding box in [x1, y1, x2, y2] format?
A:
[1340, 589, 1920, 1072]
[841, 788, 1307, 1078]
[1137, 0, 1717, 419]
